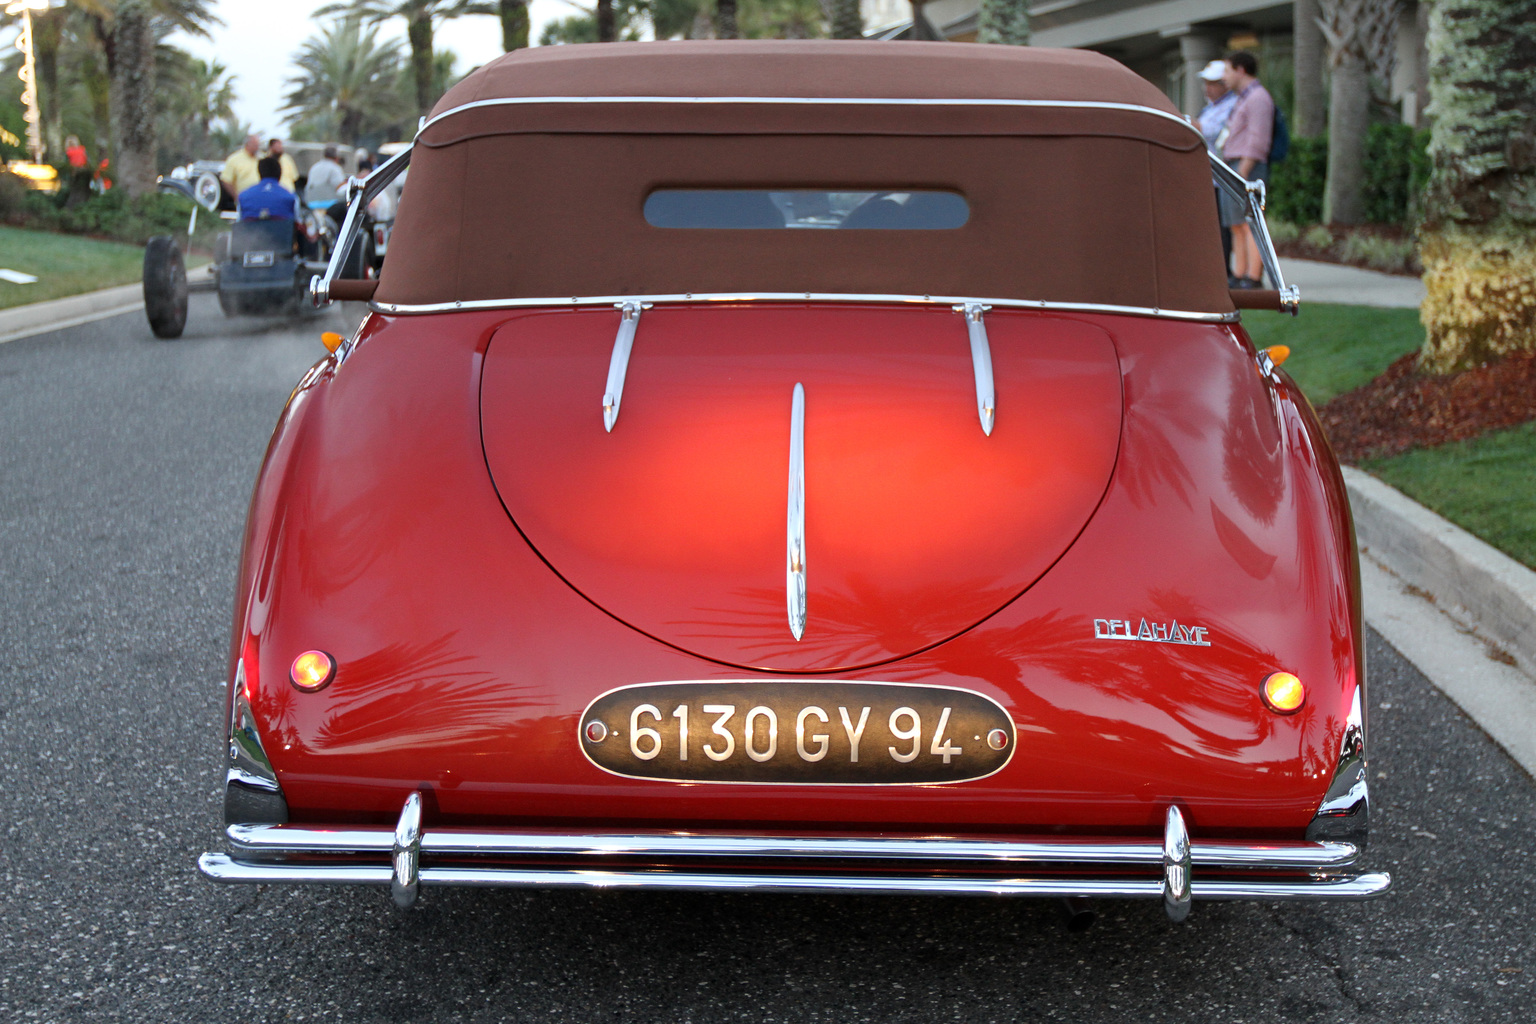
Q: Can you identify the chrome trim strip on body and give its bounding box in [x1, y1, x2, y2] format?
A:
[1211, 154, 1300, 314]
[955, 303, 995, 435]
[224, 823, 1360, 869]
[787, 383, 808, 641]
[1162, 806, 1192, 922]
[371, 292, 1240, 323]
[418, 95, 1205, 141]
[602, 301, 647, 431]
[197, 855, 1393, 902]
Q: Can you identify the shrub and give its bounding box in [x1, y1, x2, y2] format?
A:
[1362, 123, 1432, 225]
[1267, 220, 1301, 244]
[1303, 225, 1335, 250]
[0, 171, 27, 221]
[1341, 232, 1416, 273]
[1269, 136, 1327, 225]
[6, 187, 220, 248]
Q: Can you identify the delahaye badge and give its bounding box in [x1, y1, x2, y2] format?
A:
[1094, 617, 1212, 647]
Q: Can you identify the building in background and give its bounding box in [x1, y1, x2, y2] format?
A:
[864, 0, 1431, 127]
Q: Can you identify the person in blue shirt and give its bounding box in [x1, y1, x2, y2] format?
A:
[237, 157, 299, 222]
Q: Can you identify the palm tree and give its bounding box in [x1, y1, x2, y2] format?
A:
[110, 0, 158, 193]
[1417, 0, 1536, 373]
[716, 0, 738, 39]
[827, 0, 861, 39]
[1292, 0, 1325, 137]
[317, 1, 496, 118]
[976, 0, 1028, 45]
[156, 55, 237, 166]
[498, 0, 528, 50]
[283, 18, 408, 146]
[47, 0, 220, 194]
[740, 0, 823, 38]
[1317, 0, 1402, 225]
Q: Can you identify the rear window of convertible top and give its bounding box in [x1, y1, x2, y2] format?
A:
[644, 190, 969, 230]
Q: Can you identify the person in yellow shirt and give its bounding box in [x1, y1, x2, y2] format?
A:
[220, 134, 262, 201]
[266, 138, 300, 193]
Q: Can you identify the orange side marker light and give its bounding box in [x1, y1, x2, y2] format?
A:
[290, 650, 337, 692]
[321, 331, 344, 353]
[1264, 345, 1291, 366]
[1260, 671, 1306, 714]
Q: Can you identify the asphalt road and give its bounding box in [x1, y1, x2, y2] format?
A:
[1, 298, 1532, 1023]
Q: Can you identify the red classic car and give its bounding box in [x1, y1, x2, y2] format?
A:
[198, 41, 1388, 922]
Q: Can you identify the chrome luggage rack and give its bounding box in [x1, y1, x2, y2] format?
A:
[199, 796, 1390, 921]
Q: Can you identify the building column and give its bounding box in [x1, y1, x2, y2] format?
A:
[1177, 31, 1224, 119]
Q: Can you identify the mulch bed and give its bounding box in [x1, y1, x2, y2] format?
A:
[1318, 350, 1536, 462]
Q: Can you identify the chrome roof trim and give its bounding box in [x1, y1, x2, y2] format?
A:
[419, 95, 1205, 140]
[371, 292, 1240, 323]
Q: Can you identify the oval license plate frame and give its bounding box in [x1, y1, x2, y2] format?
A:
[579, 681, 1015, 785]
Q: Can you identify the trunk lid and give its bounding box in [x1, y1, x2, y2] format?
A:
[480, 304, 1121, 672]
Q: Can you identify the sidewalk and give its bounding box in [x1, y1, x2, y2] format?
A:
[1278, 256, 1425, 309]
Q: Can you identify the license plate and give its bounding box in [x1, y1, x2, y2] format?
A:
[580, 681, 1014, 785]
[243, 251, 275, 267]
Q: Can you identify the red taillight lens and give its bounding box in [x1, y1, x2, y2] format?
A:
[290, 650, 336, 692]
[1261, 671, 1306, 714]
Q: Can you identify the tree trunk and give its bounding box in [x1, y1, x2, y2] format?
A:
[977, 0, 1030, 45]
[716, 0, 739, 39]
[1323, 52, 1368, 224]
[829, 0, 863, 39]
[499, 0, 529, 51]
[1417, 0, 1536, 373]
[110, 0, 157, 196]
[408, 15, 436, 117]
[32, 8, 63, 161]
[597, 0, 616, 41]
[1293, 0, 1325, 137]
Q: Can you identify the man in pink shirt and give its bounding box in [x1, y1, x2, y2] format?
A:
[1219, 51, 1275, 288]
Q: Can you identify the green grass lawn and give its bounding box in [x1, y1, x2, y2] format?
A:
[0, 225, 148, 310]
[1365, 422, 1536, 570]
[1243, 301, 1425, 406]
[1245, 302, 1536, 570]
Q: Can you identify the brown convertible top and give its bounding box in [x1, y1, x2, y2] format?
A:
[377, 41, 1233, 314]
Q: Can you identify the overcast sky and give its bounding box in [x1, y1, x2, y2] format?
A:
[167, 0, 573, 140]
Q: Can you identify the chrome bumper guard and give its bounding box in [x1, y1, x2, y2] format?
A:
[199, 797, 1389, 919]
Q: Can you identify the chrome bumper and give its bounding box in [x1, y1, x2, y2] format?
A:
[199, 796, 1390, 920]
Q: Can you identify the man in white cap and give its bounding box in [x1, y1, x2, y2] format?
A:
[1195, 60, 1237, 275]
[1196, 60, 1236, 155]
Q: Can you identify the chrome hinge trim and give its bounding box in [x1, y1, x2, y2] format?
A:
[392, 792, 423, 909]
[954, 303, 995, 435]
[602, 301, 649, 432]
[1305, 687, 1370, 853]
[1210, 153, 1300, 315]
[228, 660, 279, 793]
[1162, 805, 1192, 922]
[787, 382, 807, 641]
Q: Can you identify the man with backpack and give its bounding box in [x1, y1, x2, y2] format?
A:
[1218, 51, 1276, 289]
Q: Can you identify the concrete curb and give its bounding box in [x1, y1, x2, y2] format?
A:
[0, 282, 145, 346]
[1345, 465, 1536, 679]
